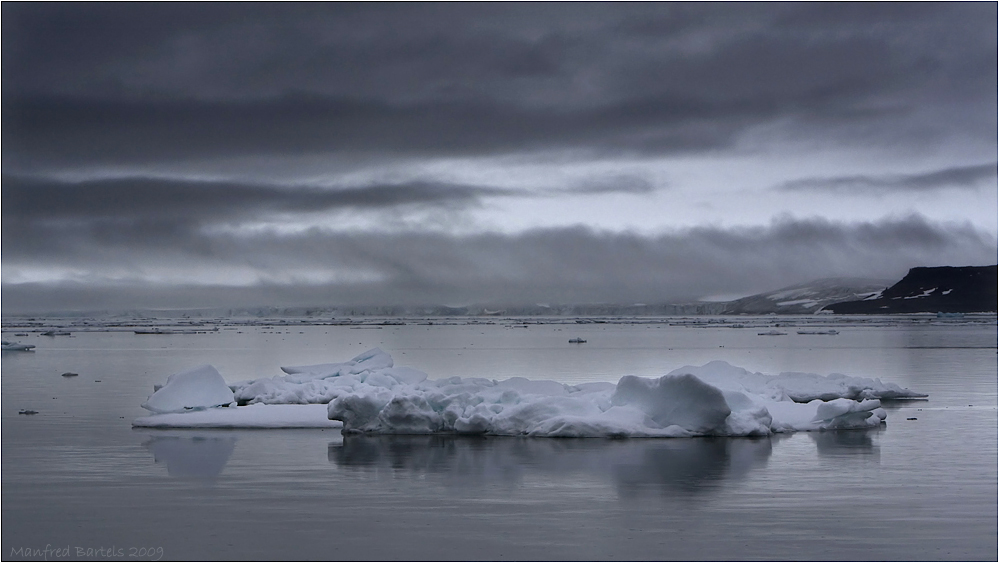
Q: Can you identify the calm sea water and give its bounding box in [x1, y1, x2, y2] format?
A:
[3, 316, 997, 561]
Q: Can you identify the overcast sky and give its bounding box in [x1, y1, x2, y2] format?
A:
[2, 3, 997, 313]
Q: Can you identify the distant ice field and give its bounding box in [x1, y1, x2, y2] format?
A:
[2, 316, 996, 561]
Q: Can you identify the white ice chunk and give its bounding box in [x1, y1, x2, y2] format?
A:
[667, 360, 926, 402]
[327, 370, 774, 438]
[142, 351, 924, 437]
[611, 374, 732, 434]
[134, 404, 341, 428]
[495, 377, 569, 397]
[384, 367, 429, 386]
[141, 365, 236, 414]
[569, 382, 617, 395]
[279, 347, 394, 380]
[766, 398, 886, 432]
[768, 372, 921, 402]
[231, 348, 411, 404]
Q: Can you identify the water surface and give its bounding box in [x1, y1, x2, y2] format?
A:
[3, 317, 996, 560]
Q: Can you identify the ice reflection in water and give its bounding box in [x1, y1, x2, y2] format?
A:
[329, 434, 775, 496]
[809, 426, 880, 459]
[139, 427, 882, 487]
[143, 432, 237, 479]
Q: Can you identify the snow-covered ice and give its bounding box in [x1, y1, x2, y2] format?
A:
[134, 348, 925, 436]
[664, 360, 924, 402]
[134, 404, 340, 428]
[141, 364, 236, 414]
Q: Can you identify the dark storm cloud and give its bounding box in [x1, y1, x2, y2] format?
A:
[1, 92, 763, 168]
[0, 175, 515, 221]
[4, 215, 995, 313]
[2, 3, 996, 314]
[776, 162, 998, 194]
[3, 3, 995, 169]
[1, 173, 658, 252]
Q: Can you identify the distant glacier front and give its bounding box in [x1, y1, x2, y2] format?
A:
[134, 348, 926, 437]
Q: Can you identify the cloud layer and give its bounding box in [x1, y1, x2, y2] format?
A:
[777, 162, 998, 194]
[4, 213, 994, 313]
[4, 3, 995, 169]
[3, 4, 996, 313]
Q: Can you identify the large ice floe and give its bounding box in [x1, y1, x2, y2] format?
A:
[134, 348, 926, 436]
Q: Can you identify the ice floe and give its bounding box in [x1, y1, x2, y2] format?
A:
[663, 360, 925, 402]
[134, 348, 925, 436]
[141, 364, 236, 414]
[134, 404, 339, 428]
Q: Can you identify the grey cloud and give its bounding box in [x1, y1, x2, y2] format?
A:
[1, 175, 514, 222]
[1, 174, 496, 259]
[4, 215, 995, 313]
[1, 173, 657, 253]
[2, 4, 996, 313]
[3, 3, 995, 169]
[9, 3, 990, 103]
[776, 162, 998, 194]
[0, 4, 697, 100]
[1, 93, 761, 169]
[565, 174, 657, 196]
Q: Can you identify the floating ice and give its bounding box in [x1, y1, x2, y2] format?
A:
[136, 349, 925, 435]
[318, 368, 882, 437]
[141, 364, 236, 414]
[231, 348, 426, 405]
[134, 404, 340, 428]
[666, 360, 926, 402]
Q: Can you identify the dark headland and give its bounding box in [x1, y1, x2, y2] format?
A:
[823, 265, 998, 314]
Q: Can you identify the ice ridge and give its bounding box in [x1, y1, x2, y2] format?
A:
[135, 348, 924, 436]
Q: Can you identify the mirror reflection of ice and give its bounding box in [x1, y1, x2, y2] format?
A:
[135, 348, 926, 438]
[144, 433, 237, 479]
[328, 435, 774, 496]
[809, 427, 880, 458]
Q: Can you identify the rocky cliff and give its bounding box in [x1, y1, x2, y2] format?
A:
[823, 265, 997, 314]
[720, 278, 891, 315]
